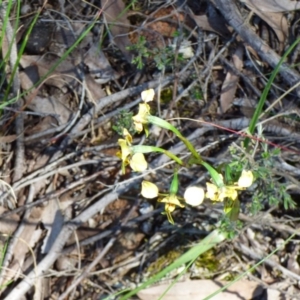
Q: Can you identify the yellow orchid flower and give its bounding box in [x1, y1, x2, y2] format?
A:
[206, 170, 254, 202]
[206, 182, 221, 201]
[219, 186, 238, 201]
[132, 102, 151, 133]
[117, 130, 148, 173]
[206, 183, 238, 202]
[141, 181, 159, 199]
[132, 89, 156, 133]
[160, 194, 184, 208]
[159, 194, 184, 224]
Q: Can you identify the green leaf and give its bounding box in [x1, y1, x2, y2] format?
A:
[147, 115, 182, 137]
[201, 161, 224, 187]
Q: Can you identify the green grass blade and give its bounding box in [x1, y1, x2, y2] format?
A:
[0, 10, 101, 110]
[244, 37, 300, 148]
[0, 0, 13, 90]
[3, 0, 28, 102]
[202, 233, 295, 300]
[119, 229, 227, 300]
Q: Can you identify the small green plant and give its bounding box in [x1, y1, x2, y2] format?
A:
[152, 46, 182, 70]
[191, 87, 204, 101]
[128, 37, 190, 70]
[112, 110, 135, 135]
[228, 139, 296, 215]
[127, 36, 150, 69]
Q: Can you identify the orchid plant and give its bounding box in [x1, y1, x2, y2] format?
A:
[117, 89, 254, 224]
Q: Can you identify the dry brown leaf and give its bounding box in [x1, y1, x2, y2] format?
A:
[0, 135, 17, 143]
[51, 22, 92, 56]
[42, 189, 77, 255]
[0, 180, 17, 209]
[219, 46, 244, 113]
[190, 11, 231, 37]
[287, 245, 300, 275]
[25, 116, 57, 135]
[84, 44, 117, 84]
[27, 94, 72, 125]
[20, 68, 72, 125]
[20, 55, 79, 89]
[129, 6, 186, 49]
[148, 6, 185, 37]
[0, 207, 19, 235]
[266, 289, 281, 300]
[85, 74, 106, 103]
[137, 279, 264, 300]
[240, 0, 300, 12]
[242, 1, 288, 47]
[101, 0, 133, 62]
[257, 11, 287, 47]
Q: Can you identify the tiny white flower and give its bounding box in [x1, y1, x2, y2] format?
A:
[178, 40, 194, 58]
[184, 186, 205, 206]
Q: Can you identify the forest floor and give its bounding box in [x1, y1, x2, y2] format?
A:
[1, 0, 300, 299]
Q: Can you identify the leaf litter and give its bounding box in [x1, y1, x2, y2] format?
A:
[1, 0, 300, 299]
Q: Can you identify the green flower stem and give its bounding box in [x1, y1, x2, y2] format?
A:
[132, 145, 183, 165]
[144, 116, 224, 186]
[147, 115, 202, 163]
[169, 171, 179, 194]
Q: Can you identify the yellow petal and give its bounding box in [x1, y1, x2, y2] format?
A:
[130, 153, 147, 172]
[118, 139, 131, 162]
[141, 89, 155, 102]
[133, 121, 144, 132]
[132, 103, 151, 133]
[165, 210, 175, 224]
[220, 186, 238, 201]
[184, 186, 205, 206]
[165, 203, 176, 212]
[206, 182, 220, 201]
[238, 170, 254, 188]
[160, 194, 185, 208]
[122, 128, 132, 144]
[141, 181, 159, 199]
[132, 103, 150, 123]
